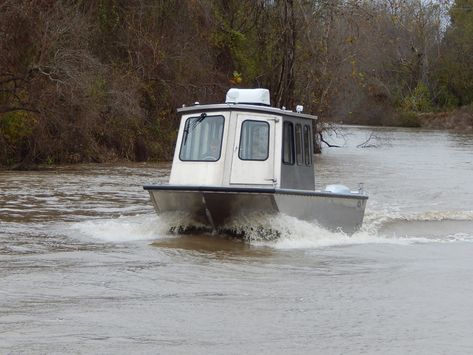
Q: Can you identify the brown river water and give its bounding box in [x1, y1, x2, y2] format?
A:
[1, 125, 473, 354]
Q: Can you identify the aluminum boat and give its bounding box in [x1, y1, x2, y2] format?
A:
[144, 88, 368, 235]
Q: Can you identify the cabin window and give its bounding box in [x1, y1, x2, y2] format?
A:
[179, 114, 224, 161]
[303, 124, 312, 166]
[239, 120, 269, 161]
[295, 123, 303, 165]
[282, 121, 294, 165]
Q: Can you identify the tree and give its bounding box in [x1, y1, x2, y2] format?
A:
[436, 0, 473, 106]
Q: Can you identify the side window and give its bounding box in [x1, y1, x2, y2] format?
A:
[282, 122, 294, 165]
[239, 120, 269, 161]
[295, 123, 303, 165]
[303, 124, 312, 166]
[179, 115, 224, 161]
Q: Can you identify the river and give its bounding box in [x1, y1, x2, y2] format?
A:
[1, 126, 473, 354]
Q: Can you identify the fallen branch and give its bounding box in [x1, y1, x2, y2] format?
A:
[357, 132, 376, 148]
[319, 132, 341, 147]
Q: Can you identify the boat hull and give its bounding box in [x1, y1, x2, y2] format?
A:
[144, 185, 368, 235]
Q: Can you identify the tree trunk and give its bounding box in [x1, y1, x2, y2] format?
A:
[275, 0, 296, 109]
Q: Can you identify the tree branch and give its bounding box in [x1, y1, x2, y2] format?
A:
[319, 132, 340, 148]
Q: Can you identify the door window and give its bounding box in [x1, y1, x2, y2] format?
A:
[238, 120, 269, 161]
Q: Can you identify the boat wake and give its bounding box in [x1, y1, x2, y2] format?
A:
[69, 214, 167, 243]
[67, 209, 473, 249]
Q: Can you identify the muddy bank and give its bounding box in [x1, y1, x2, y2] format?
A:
[419, 106, 473, 131]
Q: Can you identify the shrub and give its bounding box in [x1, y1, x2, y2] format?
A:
[0, 111, 36, 143]
[401, 82, 432, 113]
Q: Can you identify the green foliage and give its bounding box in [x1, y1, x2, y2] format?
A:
[401, 82, 432, 113]
[98, 0, 120, 32]
[0, 111, 36, 143]
[435, 85, 460, 109]
[435, 0, 473, 106]
[209, 1, 265, 85]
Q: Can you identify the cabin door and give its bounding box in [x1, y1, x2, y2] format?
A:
[230, 114, 276, 185]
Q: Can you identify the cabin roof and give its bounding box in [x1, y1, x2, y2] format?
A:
[177, 103, 318, 121]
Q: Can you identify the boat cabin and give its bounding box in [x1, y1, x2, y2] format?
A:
[169, 88, 317, 191]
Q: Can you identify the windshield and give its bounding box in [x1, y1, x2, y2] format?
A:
[179, 115, 224, 161]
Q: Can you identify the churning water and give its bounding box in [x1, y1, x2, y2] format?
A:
[1, 126, 473, 354]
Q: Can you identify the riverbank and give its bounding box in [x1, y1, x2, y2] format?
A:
[2, 109, 472, 170]
[418, 106, 473, 131]
[337, 105, 473, 131]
